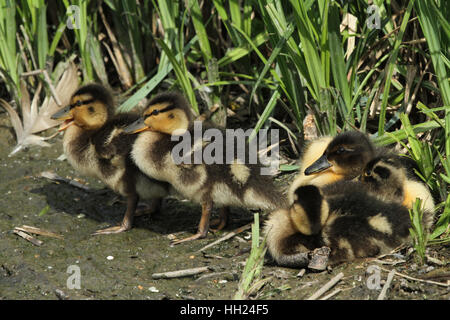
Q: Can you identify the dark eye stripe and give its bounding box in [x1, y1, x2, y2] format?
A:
[70, 98, 96, 109]
[149, 104, 175, 116]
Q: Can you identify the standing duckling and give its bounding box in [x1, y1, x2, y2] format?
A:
[265, 180, 411, 268]
[124, 92, 286, 244]
[51, 84, 170, 235]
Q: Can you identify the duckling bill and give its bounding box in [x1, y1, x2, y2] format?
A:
[51, 84, 170, 235]
[288, 131, 376, 204]
[304, 131, 375, 178]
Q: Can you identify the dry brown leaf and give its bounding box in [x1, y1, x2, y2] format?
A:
[31, 62, 79, 133]
[0, 62, 79, 156]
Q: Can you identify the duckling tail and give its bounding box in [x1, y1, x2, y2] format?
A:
[264, 209, 322, 268]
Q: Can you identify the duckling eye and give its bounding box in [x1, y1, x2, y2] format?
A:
[150, 109, 160, 116]
[76, 100, 83, 107]
[336, 147, 346, 155]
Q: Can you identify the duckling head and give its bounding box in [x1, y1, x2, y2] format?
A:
[289, 184, 329, 235]
[124, 92, 194, 135]
[360, 155, 407, 200]
[51, 84, 114, 131]
[304, 131, 375, 180]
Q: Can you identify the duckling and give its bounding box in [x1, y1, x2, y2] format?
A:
[360, 154, 435, 229]
[288, 131, 376, 203]
[124, 92, 287, 244]
[265, 180, 411, 267]
[51, 84, 170, 235]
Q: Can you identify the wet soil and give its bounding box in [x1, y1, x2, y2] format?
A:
[0, 111, 449, 300]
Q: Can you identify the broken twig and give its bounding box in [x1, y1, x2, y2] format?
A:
[379, 266, 450, 287]
[307, 272, 344, 300]
[152, 266, 210, 279]
[377, 269, 396, 300]
[198, 222, 252, 252]
[40, 171, 91, 191]
[320, 288, 342, 300]
[13, 230, 43, 246]
[14, 225, 63, 240]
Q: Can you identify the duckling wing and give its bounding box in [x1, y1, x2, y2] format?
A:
[92, 113, 140, 159]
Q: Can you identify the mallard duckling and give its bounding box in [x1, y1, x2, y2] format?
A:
[265, 180, 411, 267]
[51, 84, 170, 234]
[124, 92, 287, 244]
[288, 131, 376, 203]
[360, 154, 435, 229]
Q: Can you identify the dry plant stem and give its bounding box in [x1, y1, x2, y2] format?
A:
[377, 269, 396, 300]
[14, 225, 63, 239]
[42, 69, 62, 107]
[20, 25, 38, 70]
[307, 272, 344, 300]
[99, 5, 132, 88]
[13, 230, 43, 246]
[20, 69, 62, 107]
[379, 266, 450, 287]
[40, 171, 91, 191]
[320, 288, 342, 300]
[355, 16, 420, 72]
[406, 60, 430, 115]
[198, 222, 253, 252]
[152, 266, 210, 279]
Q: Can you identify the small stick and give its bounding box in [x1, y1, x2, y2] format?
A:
[195, 272, 230, 282]
[320, 288, 342, 300]
[377, 269, 396, 300]
[15, 225, 63, 240]
[373, 259, 406, 266]
[307, 272, 344, 300]
[379, 266, 450, 287]
[198, 222, 252, 252]
[152, 266, 210, 279]
[13, 230, 43, 246]
[20, 69, 44, 77]
[426, 255, 446, 266]
[40, 171, 91, 192]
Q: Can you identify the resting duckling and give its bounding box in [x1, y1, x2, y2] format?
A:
[288, 131, 376, 203]
[265, 180, 411, 268]
[360, 154, 435, 229]
[51, 84, 170, 234]
[125, 92, 287, 244]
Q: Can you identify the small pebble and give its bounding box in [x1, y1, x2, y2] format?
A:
[148, 287, 159, 293]
[107, 256, 114, 260]
[77, 214, 85, 219]
[167, 234, 177, 241]
[425, 266, 434, 273]
[219, 280, 227, 284]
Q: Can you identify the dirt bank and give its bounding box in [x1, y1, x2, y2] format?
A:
[0, 112, 448, 300]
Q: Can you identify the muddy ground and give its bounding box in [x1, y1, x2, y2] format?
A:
[0, 111, 449, 300]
